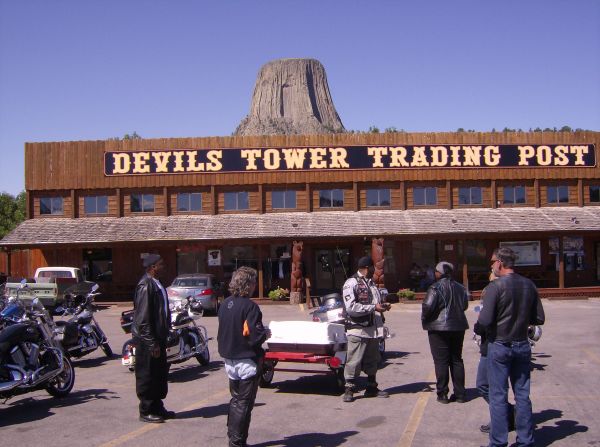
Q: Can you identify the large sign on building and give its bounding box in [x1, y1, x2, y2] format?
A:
[104, 144, 596, 176]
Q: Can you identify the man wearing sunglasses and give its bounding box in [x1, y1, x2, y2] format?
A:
[477, 247, 545, 447]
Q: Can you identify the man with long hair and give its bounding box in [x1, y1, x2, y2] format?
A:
[218, 266, 270, 447]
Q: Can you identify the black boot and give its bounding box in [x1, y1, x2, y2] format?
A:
[364, 376, 389, 398]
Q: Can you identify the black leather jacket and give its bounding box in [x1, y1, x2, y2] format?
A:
[132, 274, 171, 349]
[477, 273, 545, 343]
[421, 277, 469, 331]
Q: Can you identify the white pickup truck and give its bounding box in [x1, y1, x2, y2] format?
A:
[3, 267, 88, 308]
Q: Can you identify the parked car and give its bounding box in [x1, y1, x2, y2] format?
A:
[166, 274, 223, 314]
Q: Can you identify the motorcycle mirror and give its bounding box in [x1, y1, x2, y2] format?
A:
[91, 283, 100, 293]
[32, 297, 44, 310]
[19, 278, 27, 288]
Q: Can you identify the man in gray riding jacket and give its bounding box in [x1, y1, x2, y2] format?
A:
[341, 256, 391, 402]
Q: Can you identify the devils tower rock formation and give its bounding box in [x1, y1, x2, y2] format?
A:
[234, 58, 345, 136]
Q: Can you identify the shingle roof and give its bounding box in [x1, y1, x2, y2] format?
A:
[2, 207, 600, 246]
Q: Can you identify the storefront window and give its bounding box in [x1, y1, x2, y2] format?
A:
[83, 248, 112, 282]
[465, 240, 488, 272]
[176, 247, 206, 274]
[40, 197, 63, 215]
[222, 246, 257, 279]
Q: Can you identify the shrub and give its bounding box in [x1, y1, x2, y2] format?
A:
[396, 289, 416, 301]
[268, 287, 289, 300]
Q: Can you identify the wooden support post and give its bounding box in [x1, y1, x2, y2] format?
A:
[211, 186, 217, 214]
[558, 236, 565, 289]
[258, 184, 264, 214]
[577, 179, 584, 207]
[116, 188, 123, 217]
[460, 240, 469, 290]
[534, 179, 540, 208]
[163, 187, 169, 216]
[400, 181, 406, 210]
[491, 180, 497, 209]
[305, 183, 312, 212]
[446, 180, 452, 209]
[353, 182, 359, 212]
[71, 190, 76, 218]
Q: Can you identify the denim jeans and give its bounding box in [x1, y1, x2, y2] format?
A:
[476, 354, 489, 403]
[487, 341, 534, 447]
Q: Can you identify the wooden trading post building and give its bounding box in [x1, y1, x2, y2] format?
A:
[1, 131, 599, 301]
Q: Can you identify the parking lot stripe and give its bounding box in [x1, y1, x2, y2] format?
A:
[98, 387, 229, 447]
[583, 348, 600, 365]
[396, 370, 436, 447]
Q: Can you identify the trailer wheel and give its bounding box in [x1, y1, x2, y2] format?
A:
[259, 361, 275, 387]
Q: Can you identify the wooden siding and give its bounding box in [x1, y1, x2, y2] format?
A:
[25, 132, 600, 192]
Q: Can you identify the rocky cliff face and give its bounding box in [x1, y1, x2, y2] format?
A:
[234, 58, 345, 136]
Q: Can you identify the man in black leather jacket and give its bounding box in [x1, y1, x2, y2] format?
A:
[477, 247, 545, 447]
[421, 261, 469, 404]
[132, 254, 173, 423]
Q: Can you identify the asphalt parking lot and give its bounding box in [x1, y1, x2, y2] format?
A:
[1, 298, 599, 447]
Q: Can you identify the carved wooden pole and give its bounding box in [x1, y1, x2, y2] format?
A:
[290, 240, 304, 304]
[371, 237, 385, 289]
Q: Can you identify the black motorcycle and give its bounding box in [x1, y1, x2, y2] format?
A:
[54, 283, 113, 358]
[120, 296, 210, 371]
[0, 280, 75, 399]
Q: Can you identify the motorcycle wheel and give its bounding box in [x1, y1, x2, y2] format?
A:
[196, 345, 210, 366]
[122, 339, 135, 372]
[46, 356, 75, 398]
[101, 342, 113, 358]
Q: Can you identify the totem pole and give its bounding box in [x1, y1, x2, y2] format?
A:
[290, 241, 304, 304]
[371, 237, 385, 289]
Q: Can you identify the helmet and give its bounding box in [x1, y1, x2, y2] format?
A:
[527, 325, 542, 342]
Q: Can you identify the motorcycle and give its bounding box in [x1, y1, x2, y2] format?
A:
[0, 280, 75, 400]
[310, 291, 392, 359]
[54, 283, 113, 359]
[121, 296, 211, 372]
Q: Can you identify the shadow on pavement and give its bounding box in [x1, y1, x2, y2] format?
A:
[252, 430, 359, 447]
[73, 354, 117, 368]
[386, 381, 435, 395]
[176, 402, 265, 420]
[168, 360, 223, 383]
[0, 388, 118, 427]
[535, 418, 588, 447]
[271, 374, 342, 396]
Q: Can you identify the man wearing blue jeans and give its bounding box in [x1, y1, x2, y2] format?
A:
[477, 248, 545, 447]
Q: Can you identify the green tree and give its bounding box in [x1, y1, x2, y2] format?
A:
[0, 191, 26, 238]
[368, 125, 380, 133]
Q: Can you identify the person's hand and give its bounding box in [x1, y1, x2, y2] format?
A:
[151, 345, 161, 358]
[375, 303, 391, 312]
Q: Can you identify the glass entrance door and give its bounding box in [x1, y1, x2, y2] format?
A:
[314, 247, 350, 295]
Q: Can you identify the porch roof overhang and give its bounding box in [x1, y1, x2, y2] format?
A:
[2, 207, 600, 248]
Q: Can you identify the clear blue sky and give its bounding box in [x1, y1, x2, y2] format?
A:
[1, 0, 599, 196]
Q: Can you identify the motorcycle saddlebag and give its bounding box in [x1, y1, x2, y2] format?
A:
[120, 310, 134, 334]
[55, 321, 79, 346]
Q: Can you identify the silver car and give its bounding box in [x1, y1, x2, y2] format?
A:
[167, 274, 223, 314]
